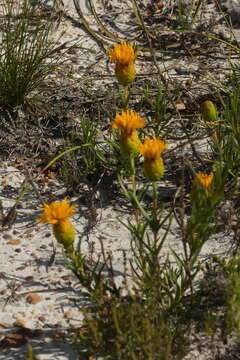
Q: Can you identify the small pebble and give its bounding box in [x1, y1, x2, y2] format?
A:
[3, 233, 12, 240]
[26, 293, 42, 305]
[38, 316, 46, 322]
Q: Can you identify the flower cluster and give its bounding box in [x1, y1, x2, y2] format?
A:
[108, 42, 167, 181]
[35, 43, 220, 272]
[110, 108, 167, 181]
[108, 41, 218, 198]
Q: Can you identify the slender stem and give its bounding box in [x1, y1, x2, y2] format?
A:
[123, 85, 129, 109]
[129, 154, 136, 179]
[152, 181, 158, 247]
[69, 251, 77, 262]
[152, 181, 158, 215]
[130, 155, 139, 224]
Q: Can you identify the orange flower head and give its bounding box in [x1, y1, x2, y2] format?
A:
[110, 109, 145, 135]
[139, 137, 167, 161]
[139, 136, 167, 182]
[38, 198, 76, 224]
[108, 42, 138, 65]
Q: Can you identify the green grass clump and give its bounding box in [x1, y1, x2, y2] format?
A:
[0, 0, 63, 107]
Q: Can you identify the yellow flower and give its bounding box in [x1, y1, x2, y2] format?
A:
[139, 137, 167, 160]
[110, 109, 145, 157]
[200, 100, 217, 122]
[108, 41, 138, 65]
[108, 42, 138, 85]
[139, 136, 167, 182]
[38, 198, 75, 224]
[110, 109, 145, 134]
[38, 199, 76, 252]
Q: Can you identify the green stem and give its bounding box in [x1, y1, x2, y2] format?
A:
[152, 181, 158, 246]
[152, 181, 158, 215]
[129, 155, 136, 178]
[41, 145, 82, 173]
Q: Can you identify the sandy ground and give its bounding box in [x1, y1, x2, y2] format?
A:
[0, 0, 239, 359]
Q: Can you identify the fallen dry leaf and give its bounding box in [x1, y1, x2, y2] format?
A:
[175, 102, 186, 110]
[7, 239, 21, 245]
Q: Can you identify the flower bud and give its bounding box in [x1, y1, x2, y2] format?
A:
[200, 100, 217, 122]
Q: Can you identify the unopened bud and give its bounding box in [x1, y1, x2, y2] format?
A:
[200, 100, 217, 122]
